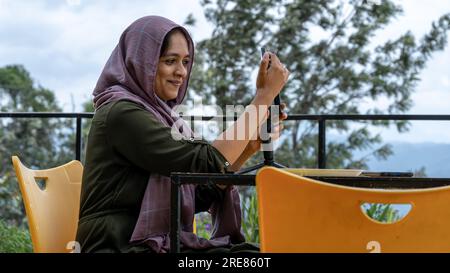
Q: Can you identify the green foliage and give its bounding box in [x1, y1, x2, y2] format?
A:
[194, 212, 213, 239]
[363, 203, 402, 223]
[0, 65, 75, 226]
[241, 190, 259, 243]
[188, 0, 450, 169]
[184, 13, 197, 26]
[194, 190, 260, 243]
[0, 219, 32, 253]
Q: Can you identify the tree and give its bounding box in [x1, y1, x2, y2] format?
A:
[187, 0, 450, 169]
[0, 65, 74, 226]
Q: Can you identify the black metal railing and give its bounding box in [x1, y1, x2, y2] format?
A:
[2, 112, 450, 167]
[0, 112, 94, 161]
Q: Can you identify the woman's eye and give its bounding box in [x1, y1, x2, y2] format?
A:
[165, 59, 175, 65]
[183, 60, 190, 66]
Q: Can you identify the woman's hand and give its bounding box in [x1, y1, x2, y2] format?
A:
[211, 52, 289, 170]
[256, 52, 290, 100]
[247, 102, 288, 154]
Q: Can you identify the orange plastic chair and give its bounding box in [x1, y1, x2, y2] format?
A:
[256, 167, 450, 253]
[11, 156, 83, 253]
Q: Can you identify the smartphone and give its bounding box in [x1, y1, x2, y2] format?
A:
[360, 171, 414, 178]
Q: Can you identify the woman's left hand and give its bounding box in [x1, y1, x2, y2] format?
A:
[247, 102, 288, 154]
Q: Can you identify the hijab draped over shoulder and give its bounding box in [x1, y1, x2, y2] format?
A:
[92, 15, 245, 253]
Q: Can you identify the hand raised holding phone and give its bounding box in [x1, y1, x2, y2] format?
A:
[256, 51, 289, 100]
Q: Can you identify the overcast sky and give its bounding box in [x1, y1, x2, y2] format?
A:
[1, 0, 449, 143]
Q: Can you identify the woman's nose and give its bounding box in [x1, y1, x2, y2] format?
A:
[175, 62, 187, 78]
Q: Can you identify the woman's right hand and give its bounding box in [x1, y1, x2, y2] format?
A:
[212, 52, 289, 167]
[256, 52, 290, 100]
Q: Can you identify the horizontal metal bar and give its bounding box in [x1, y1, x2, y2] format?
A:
[180, 114, 450, 121]
[0, 112, 94, 118]
[2, 112, 450, 121]
[318, 176, 450, 188]
[171, 173, 450, 188]
[284, 114, 450, 121]
[170, 172, 256, 185]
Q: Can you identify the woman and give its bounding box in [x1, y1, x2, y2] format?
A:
[76, 15, 289, 253]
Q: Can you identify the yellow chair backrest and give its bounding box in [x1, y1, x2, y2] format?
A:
[256, 167, 450, 253]
[193, 218, 197, 235]
[11, 156, 83, 253]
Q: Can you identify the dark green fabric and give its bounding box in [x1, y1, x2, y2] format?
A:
[76, 100, 230, 253]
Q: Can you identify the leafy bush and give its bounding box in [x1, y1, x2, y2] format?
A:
[363, 203, 403, 223]
[241, 192, 259, 243]
[194, 212, 212, 239]
[0, 219, 33, 253]
[194, 189, 260, 243]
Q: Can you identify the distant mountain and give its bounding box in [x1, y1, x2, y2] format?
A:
[366, 142, 450, 178]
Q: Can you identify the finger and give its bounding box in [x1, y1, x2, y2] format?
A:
[271, 125, 284, 139]
[258, 52, 270, 74]
[284, 68, 290, 81]
[271, 127, 280, 135]
[278, 111, 287, 120]
[271, 123, 284, 133]
[270, 132, 281, 141]
[272, 123, 283, 130]
[272, 119, 284, 126]
[270, 53, 282, 66]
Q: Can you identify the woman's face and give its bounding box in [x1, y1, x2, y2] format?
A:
[155, 31, 190, 101]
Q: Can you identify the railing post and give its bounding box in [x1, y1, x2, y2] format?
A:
[170, 176, 181, 253]
[318, 118, 326, 169]
[76, 117, 82, 161]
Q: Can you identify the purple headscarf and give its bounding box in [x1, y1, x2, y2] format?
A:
[92, 16, 244, 253]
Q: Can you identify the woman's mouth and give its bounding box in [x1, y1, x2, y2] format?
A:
[168, 80, 182, 87]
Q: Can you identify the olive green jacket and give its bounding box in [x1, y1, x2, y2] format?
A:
[76, 100, 229, 253]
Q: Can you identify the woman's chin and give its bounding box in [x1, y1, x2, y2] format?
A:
[168, 92, 178, 100]
[168, 89, 180, 100]
[158, 88, 179, 101]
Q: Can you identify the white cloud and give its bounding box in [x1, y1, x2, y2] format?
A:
[66, 0, 81, 6]
[442, 76, 450, 88]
